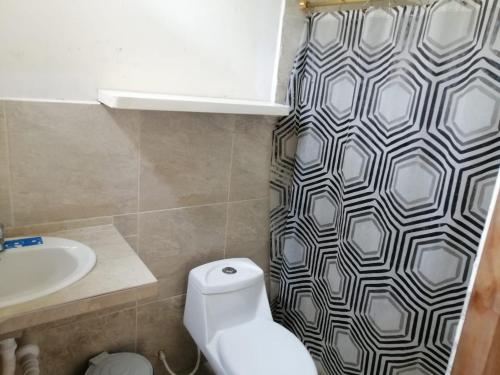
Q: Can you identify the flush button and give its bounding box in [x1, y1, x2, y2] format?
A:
[222, 267, 237, 274]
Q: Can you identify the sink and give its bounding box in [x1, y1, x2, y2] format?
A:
[0, 237, 96, 308]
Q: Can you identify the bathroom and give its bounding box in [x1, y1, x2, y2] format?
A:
[0, 0, 499, 374]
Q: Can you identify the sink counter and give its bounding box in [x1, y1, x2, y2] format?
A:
[0, 224, 158, 336]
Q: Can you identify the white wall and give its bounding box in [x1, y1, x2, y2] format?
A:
[0, 0, 284, 102]
[275, 0, 307, 103]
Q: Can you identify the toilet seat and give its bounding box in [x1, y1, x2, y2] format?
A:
[217, 320, 317, 375]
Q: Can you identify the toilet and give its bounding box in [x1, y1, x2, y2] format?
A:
[184, 258, 317, 375]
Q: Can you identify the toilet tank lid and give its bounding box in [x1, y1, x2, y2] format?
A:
[189, 258, 263, 295]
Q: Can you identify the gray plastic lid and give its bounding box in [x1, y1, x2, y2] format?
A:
[85, 352, 153, 375]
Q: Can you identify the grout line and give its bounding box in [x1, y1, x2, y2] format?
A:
[43, 303, 138, 331]
[138, 200, 227, 215]
[5, 198, 268, 233]
[134, 300, 139, 351]
[138, 197, 268, 215]
[7, 199, 269, 234]
[7, 215, 114, 232]
[228, 196, 269, 204]
[136, 118, 142, 255]
[222, 132, 236, 259]
[223, 203, 230, 259]
[112, 212, 137, 217]
[41, 293, 185, 333]
[226, 131, 236, 202]
[136, 292, 187, 308]
[2, 102, 16, 227]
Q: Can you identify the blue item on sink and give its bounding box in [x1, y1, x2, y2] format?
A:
[3, 236, 43, 249]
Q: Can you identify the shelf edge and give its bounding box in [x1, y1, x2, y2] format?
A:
[98, 90, 290, 116]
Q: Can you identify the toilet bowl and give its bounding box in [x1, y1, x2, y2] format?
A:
[184, 258, 317, 375]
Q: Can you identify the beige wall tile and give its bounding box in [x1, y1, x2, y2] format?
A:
[138, 277, 183, 303]
[0, 102, 12, 226]
[5, 215, 112, 237]
[225, 199, 270, 272]
[114, 213, 138, 236]
[21, 300, 137, 331]
[139, 111, 234, 211]
[229, 116, 275, 201]
[5, 102, 140, 225]
[138, 204, 226, 298]
[137, 295, 198, 374]
[124, 235, 138, 251]
[4, 102, 277, 373]
[22, 307, 136, 375]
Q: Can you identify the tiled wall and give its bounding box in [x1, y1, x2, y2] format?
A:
[0, 101, 275, 374]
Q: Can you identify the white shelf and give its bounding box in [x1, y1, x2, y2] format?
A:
[98, 90, 290, 116]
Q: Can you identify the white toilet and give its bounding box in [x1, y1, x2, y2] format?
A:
[184, 258, 317, 375]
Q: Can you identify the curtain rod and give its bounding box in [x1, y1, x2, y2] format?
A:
[299, 0, 426, 10]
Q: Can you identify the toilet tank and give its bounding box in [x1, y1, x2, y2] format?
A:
[183, 258, 272, 346]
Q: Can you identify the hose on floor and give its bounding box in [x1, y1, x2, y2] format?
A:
[158, 348, 201, 375]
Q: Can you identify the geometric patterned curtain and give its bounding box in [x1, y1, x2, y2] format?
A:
[270, 1, 500, 374]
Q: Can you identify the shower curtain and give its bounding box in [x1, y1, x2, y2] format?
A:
[270, 1, 500, 374]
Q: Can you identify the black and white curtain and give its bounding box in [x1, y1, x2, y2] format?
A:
[270, 1, 500, 374]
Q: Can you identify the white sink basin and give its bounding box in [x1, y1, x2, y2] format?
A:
[0, 237, 96, 308]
